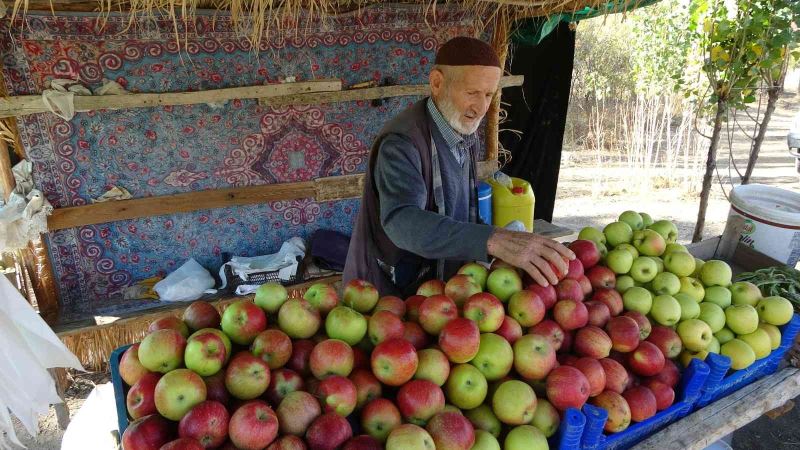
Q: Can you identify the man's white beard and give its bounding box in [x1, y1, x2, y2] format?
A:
[438, 95, 481, 135]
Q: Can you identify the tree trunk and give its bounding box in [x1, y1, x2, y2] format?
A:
[693, 98, 727, 243]
[742, 86, 781, 184]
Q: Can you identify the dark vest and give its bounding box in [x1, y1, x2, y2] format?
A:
[343, 99, 477, 296]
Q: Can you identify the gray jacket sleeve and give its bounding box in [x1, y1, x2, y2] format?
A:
[373, 133, 494, 262]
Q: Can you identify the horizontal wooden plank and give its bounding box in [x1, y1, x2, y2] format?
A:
[634, 368, 800, 450]
[0, 80, 342, 119]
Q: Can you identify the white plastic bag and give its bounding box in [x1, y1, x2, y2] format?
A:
[154, 258, 216, 302]
[60, 383, 118, 450]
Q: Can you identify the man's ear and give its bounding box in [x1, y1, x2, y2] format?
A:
[429, 69, 444, 97]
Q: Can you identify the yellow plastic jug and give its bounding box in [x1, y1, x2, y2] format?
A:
[487, 177, 535, 232]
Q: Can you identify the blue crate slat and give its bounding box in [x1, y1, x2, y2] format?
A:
[580, 358, 711, 450]
[696, 314, 800, 408]
[556, 407, 587, 450]
[109, 344, 133, 436]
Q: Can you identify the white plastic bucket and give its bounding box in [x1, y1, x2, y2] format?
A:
[726, 184, 800, 266]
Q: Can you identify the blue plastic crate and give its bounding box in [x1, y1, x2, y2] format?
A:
[110, 344, 133, 436]
[580, 358, 711, 450]
[695, 314, 800, 409]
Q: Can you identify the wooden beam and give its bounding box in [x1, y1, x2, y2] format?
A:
[635, 368, 800, 450]
[0, 80, 342, 119]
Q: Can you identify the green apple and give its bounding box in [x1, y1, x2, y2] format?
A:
[704, 286, 732, 308]
[640, 212, 654, 227]
[606, 249, 634, 275]
[465, 404, 502, 437]
[458, 263, 489, 290]
[730, 281, 762, 306]
[616, 276, 636, 294]
[445, 364, 488, 410]
[714, 327, 735, 345]
[677, 319, 713, 351]
[663, 251, 695, 277]
[632, 229, 666, 257]
[325, 306, 367, 345]
[721, 339, 756, 370]
[531, 398, 560, 438]
[471, 333, 514, 381]
[757, 296, 794, 326]
[664, 243, 688, 255]
[505, 425, 548, 450]
[596, 242, 609, 259]
[675, 293, 700, 320]
[698, 302, 726, 333]
[647, 220, 678, 243]
[616, 243, 640, 260]
[472, 429, 501, 450]
[699, 260, 732, 287]
[486, 268, 523, 303]
[679, 349, 710, 367]
[623, 287, 653, 314]
[758, 323, 782, 350]
[651, 295, 682, 326]
[738, 328, 772, 359]
[492, 380, 537, 425]
[629, 257, 658, 283]
[415, 348, 451, 386]
[691, 258, 705, 278]
[619, 210, 644, 231]
[707, 337, 721, 353]
[679, 277, 705, 302]
[725, 304, 759, 335]
[650, 256, 665, 273]
[579, 227, 607, 246]
[254, 282, 289, 313]
[604, 221, 634, 247]
[652, 272, 681, 295]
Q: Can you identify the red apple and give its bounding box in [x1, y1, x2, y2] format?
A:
[574, 326, 612, 359]
[586, 266, 616, 290]
[628, 342, 665, 377]
[444, 274, 482, 308]
[495, 315, 523, 344]
[553, 299, 588, 330]
[185, 329, 228, 377]
[560, 330, 575, 353]
[527, 284, 558, 310]
[349, 369, 382, 409]
[556, 279, 583, 302]
[578, 275, 593, 297]
[287, 339, 314, 376]
[371, 338, 418, 386]
[591, 289, 623, 316]
[546, 256, 570, 282]
[361, 398, 402, 442]
[149, 316, 190, 339]
[160, 438, 205, 450]
[368, 311, 405, 345]
[545, 366, 590, 411]
[513, 334, 556, 381]
[566, 258, 585, 280]
[585, 301, 611, 328]
[599, 358, 629, 394]
[646, 326, 683, 359]
[569, 240, 601, 269]
[571, 357, 606, 397]
[178, 400, 229, 448]
[397, 380, 446, 425]
[225, 352, 271, 400]
[220, 300, 267, 345]
[374, 296, 406, 317]
[267, 435, 307, 450]
[182, 301, 221, 332]
[315, 375, 358, 417]
[405, 295, 426, 322]
[463, 293, 505, 332]
[650, 359, 680, 388]
[277, 391, 321, 436]
[606, 316, 641, 352]
[229, 400, 278, 450]
[310, 339, 354, 379]
[251, 329, 293, 369]
[642, 379, 675, 411]
[119, 343, 152, 386]
[306, 413, 353, 450]
[343, 435, 382, 450]
[122, 414, 173, 450]
[529, 319, 565, 351]
[425, 411, 475, 450]
[403, 322, 430, 350]
[591, 391, 631, 433]
[417, 279, 446, 297]
[418, 295, 458, 335]
[266, 368, 304, 406]
[438, 318, 480, 363]
[622, 386, 657, 422]
[202, 372, 229, 406]
[623, 311, 651, 340]
[127, 372, 162, 419]
[507, 290, 546, 327]
[305, 283, 341, 315]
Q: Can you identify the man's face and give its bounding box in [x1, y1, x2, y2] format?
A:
[430, 65, 502, 135]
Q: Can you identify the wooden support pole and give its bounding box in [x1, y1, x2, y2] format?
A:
[0, 139, 14, 200]
[486, 12, 510, 163]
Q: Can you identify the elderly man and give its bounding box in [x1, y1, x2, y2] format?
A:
[344, 36, 573, 296]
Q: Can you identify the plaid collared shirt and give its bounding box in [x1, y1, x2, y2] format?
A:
[426, 97, 478, 167]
